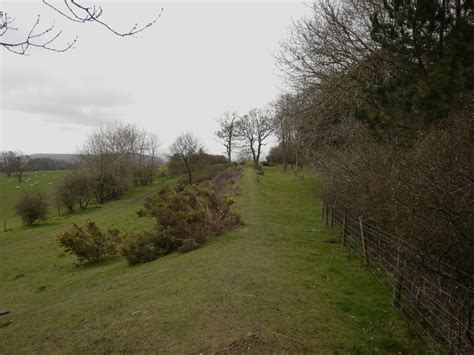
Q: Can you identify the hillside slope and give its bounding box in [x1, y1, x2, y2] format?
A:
[0, 166, 421, 352]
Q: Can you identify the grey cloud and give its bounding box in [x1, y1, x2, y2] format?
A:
[1, 69, 131, 127]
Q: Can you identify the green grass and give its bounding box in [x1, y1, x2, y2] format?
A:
[0, 166, 422, 352]
[0, 170, 70, 229]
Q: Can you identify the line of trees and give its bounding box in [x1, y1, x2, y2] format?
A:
[268, 0, 473, 350]
[214, 108, 275, 168]
[272, 0, 474, 279]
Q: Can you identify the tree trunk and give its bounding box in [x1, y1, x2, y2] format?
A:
[256, 142, 262, 167]
[227, 147, 232, 166]
[184, 159, 192, 184]
[250, 146, 257, 168]
[227, 138, 232, 166]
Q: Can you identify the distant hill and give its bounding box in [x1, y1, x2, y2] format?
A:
[29, 154, 80, 163]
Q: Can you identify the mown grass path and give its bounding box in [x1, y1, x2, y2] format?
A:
[0, 166, 421, 353]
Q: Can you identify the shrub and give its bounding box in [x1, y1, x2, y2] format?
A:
[261, 161, 272, 167]
[15, 191, 48, 226]
[57, 221, 123, 263]
[93, 172, 130, 204]
[120, 232, 176, 265]
[125, 184, 240, 265]
[55, 170, 93, 213]
[148, 184, 240, 250]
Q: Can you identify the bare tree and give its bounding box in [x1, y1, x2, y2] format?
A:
[80, 122, 147, 203]
[133, 131, 161, 186]
[146, 132, 160, 182]
[215, 111, 238, 165]
[1, 151, 29, 182]
[169, 132, 201, 184]
[0, 2, 162, 55]
[236, 109, 274, 168]
[13, 153, 29, 183]
[1, 151, 16, 177]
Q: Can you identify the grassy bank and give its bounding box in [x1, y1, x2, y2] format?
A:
[0, 166, 421, 352]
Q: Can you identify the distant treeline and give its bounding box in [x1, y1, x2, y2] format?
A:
[24, 157, 77, 171]
[0, 152, 77, 179]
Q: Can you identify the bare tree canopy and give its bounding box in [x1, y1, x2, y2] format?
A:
[215, 111, 239, 166]
[80, 122, 161, 203]
[169, 132, 201, 184]
[235, 108, 274, 168]
[0, 1, 162, 55]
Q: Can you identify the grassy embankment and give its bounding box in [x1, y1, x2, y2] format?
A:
[0, 166, 422, 352]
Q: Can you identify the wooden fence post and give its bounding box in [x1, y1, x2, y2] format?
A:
[320, 200, 324, 220]
[342, 213, 346, 245]
[3, 219, 6, 233]
[359, 216, 368, 265]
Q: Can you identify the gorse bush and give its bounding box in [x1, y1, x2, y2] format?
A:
[120, 232, 177, 265]
[124, 183, 240, 264]
[147, 184, 240, 248]
[57, 221, 123, 263]
[15, 191, 48, 226]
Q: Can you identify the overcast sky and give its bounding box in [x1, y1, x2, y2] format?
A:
[0, 1, 311, 156]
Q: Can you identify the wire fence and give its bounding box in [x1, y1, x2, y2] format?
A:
[321, 201, 474, 354]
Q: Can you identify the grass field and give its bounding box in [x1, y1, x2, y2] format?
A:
[0, 166, 422, 352]
[0, 170, 70, 229]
